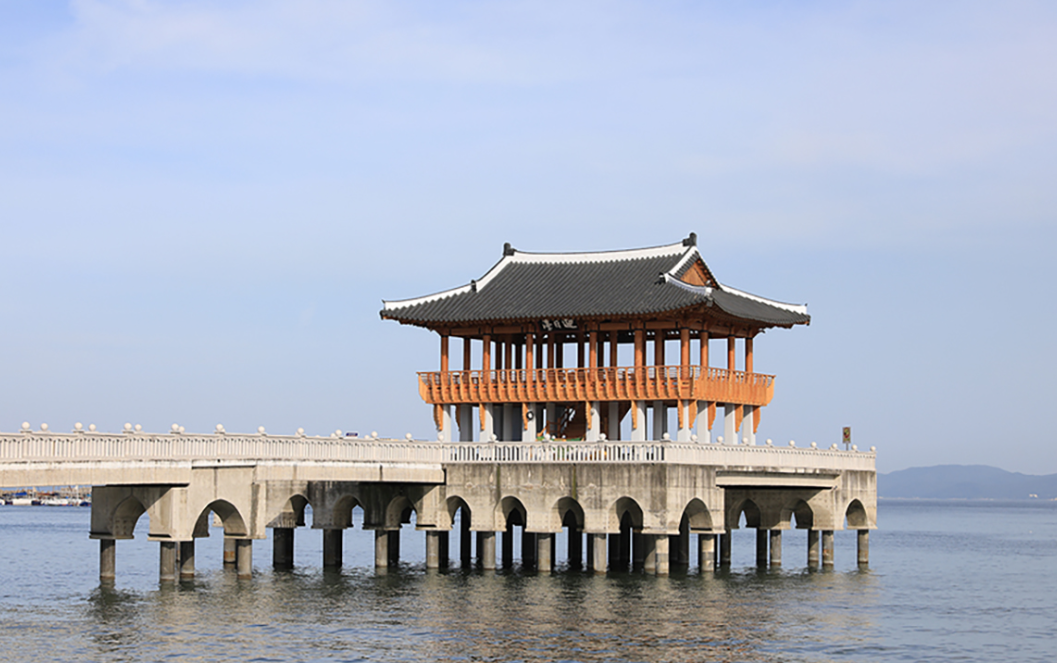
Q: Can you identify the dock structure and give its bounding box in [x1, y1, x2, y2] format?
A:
[1, 235, 876, 579]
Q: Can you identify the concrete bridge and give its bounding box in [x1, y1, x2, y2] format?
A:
[1, 424, 877, 581]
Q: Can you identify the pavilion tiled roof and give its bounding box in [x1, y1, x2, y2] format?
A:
[380, 236, 809, 328]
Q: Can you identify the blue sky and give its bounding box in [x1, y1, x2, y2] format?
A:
[1, 1, 1055, 473]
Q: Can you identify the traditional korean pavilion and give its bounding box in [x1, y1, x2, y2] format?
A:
[381, 233, 809, 445]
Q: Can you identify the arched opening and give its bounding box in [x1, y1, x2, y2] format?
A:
[555, 497, 585, 569]
[193, 499, 248, 538]
[447, 496, 473, 567]
[611, 497, 644, 572]
[785, 499, 813, 530]
[730, 498, 761, 530]
[110, 495, 147, 539]
[500, 496, 528, 568]
[673, 499, 712, 569]
[845, 499, 868, 529]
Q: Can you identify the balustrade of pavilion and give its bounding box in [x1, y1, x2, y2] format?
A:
[424, 319, 769, 445]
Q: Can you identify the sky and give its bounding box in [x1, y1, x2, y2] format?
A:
[1, 0, 1055, 474]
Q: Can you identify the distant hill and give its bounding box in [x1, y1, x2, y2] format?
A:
[879, 465, 1057, 500]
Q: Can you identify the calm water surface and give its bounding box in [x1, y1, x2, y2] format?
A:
[0, 500, 1054, 662]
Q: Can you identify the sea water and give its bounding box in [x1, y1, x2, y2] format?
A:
[0, 500, 1054, 662]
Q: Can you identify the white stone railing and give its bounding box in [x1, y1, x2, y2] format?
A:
[0, 432, 444, 464]
[442, 441, 876, 472]
[0, 430, 874, 473]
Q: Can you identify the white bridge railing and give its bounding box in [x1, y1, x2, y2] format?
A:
[1, 430, 875, 473]
[442, 441, 875, 472]
[0, 432, 444, 464]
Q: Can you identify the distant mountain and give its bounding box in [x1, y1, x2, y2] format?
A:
[879, 465, 1057, 500]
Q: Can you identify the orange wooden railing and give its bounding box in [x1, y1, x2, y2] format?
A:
[417, 365, 774, 407]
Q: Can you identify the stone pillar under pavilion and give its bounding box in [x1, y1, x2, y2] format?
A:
[381, 234, 810, 443]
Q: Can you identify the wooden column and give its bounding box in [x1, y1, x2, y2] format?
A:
[525, 333, 535, 377]
[700, 330, 709, 368]
[654, 331, 665, 366]
[745, 336, 754, 374]
[589, 331, 598, 368]
[463, 338, 472, 371]
[483, 334, 492, 373]
[504, 337, 513, 373]
[440, 334, 449, 373]
[680, 328, 690, 370]
[577, 333, 586, 368]
[727, 336, 736, 371]
[548, 334, 556, 369]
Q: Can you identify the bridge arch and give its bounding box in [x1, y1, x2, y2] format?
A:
[329, 494, 365, 529]
[498, 496, 527, 529]
[728, 498, 761, 529]
[384, 495, 416, 529]
[553, 496, 585, 531]
[781, 499, 814, 530]
[844, 499, 869, 529]
[681, 498, 713, 532]
[193, 499, 248, 538]
[611, 496, 644, 531]
[446, 496, 471, 528]
[110, 495, 147, 539]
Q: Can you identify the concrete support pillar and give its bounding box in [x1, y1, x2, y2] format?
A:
[438, 530, 449, 568]
[632, 531, 644, 569]
[742, 405, 755, 445]
[223, 538, 237, 566]
[589, 533, 607, 573]
[273, 527, 294, 570]
[857, 530, 869, 566]
[179, 540, 195, 579]
[322, 529, 343, 568]
[723, 404, 736, 444]
[99, 539, 116, 581]
[524, 403, 538, 442]
[426, 531, 441, 569]
[567, 529, 583, 569]
[522, 531, 537, 568]
[483, 404, 496, 441]
[631, 401, 647, 441]
[460, 513, 472, 567]
[236, 539, 252, 579]
[652, 402, 666, 440]
[696, 401, 711, 443]
[609, 533, 622, 569]
[769, 529, 782, 567]
[698, 533, 716, 572]
[586, 401, 600, 441]
[502, 404, 514, 441]
[607, 401, 620, 441]
[755, 529, 768, 568]
[821, 530, 835, 568]
[438, 404, 453, 442]
[537, 533, 553, 573]
[388, 530, 400, 565]
[459, 404, 474, 441]
[655, 535, 670, 576]
[643, 534, 657, 574]
[673, 518, 690, 566]
[374, 530, 389, 568]
[719, 530, 732, 566]
[502, 524, 514, 568]
[676, 400, 692, 442]
[807, 530, 820, 568]
[479, 531, 496, 570]
[160, 541, 177, 582]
